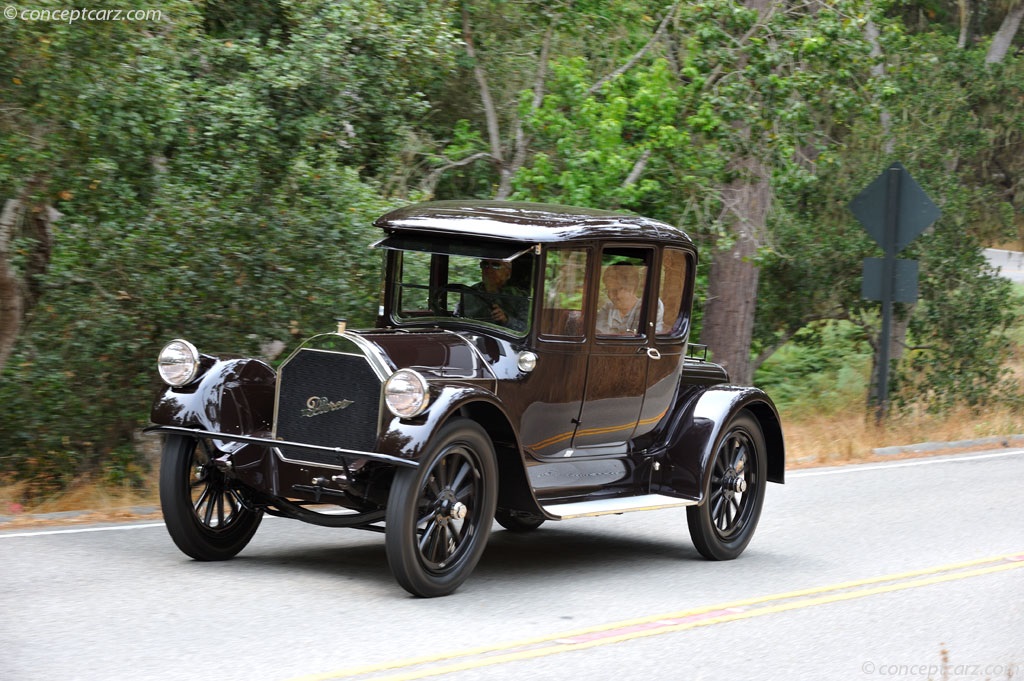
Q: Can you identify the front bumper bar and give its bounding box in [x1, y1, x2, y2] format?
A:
[144, 425, 419, 469]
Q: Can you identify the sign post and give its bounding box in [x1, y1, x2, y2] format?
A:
[849, 162, 940, 422]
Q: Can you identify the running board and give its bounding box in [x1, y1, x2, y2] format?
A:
[542, 494, 697, 520]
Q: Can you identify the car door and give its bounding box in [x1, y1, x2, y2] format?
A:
[636, 246, 695, 439]
[571, 247, 657, 453]
[516, 247, 592, 459]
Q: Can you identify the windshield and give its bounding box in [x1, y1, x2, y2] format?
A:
[392, 250, 535, 336]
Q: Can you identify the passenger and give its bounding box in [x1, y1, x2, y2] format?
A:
[596, 264, 662, 335]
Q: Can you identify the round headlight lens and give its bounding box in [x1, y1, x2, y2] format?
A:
[158, 339, 200, 387]
[384, 368, 430, 418]
[517, 351, 538, 373]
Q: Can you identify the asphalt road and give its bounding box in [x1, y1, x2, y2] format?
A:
[3, 449, 1022, 681]
[984, 248, 1024, 284]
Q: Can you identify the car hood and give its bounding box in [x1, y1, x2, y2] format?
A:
[355, 329, 504, 381]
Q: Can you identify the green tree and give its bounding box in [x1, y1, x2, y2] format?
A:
[501, 0, 876, 385]
[4, 0, 1023, 496]
[420, 1, 682, 201]
[0, 1, 196, 375]
[0, 1, 456, 490]
[755, 12, 1023, 413]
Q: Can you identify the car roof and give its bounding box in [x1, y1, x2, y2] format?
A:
[374, 200, 694, 248]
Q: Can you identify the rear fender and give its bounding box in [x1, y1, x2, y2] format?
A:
[150, 357, 277, 450]
[661, 386, 785, 501]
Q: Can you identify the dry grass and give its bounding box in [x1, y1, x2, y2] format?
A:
[783, 404, 1024, 468]
[990, 239, 1024, 251]
[0, 474, 159, 525]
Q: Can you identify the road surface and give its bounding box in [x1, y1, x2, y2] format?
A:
[984, 248, 1024, 284]
[2, 448, 1022, 681]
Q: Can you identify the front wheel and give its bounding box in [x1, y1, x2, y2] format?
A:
[686, 411, 766, 560]
[159, 434, 263, 561]
[385, 419, 497, 597]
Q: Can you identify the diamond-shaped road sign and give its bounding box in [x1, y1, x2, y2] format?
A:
[849, 161, 941, 255]
[849, 162, 941, 423]
[862, 257, 919, 303]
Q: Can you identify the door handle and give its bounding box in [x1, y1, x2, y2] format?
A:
[647, 348, 662, 360]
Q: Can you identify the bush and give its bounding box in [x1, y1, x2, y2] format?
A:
[754, 320, 873, 415]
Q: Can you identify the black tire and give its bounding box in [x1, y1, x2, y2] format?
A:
[495, 508, 546, 532]
[686, 411, 766, 561]
[159, 434, 262, 561]
[385, 419, 497, 597]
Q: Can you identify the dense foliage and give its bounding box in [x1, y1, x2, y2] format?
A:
[1, 0, 1022, 491]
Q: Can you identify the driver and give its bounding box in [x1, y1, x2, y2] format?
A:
[459, 259, 529, 331]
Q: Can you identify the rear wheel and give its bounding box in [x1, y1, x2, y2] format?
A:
[159, 434, 262, 561]
[686, 411, 766, 560]
[385, 420, 497, 597]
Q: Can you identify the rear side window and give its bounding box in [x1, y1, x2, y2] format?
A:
[540, 248, 588, 338]
[596, 249, 657, 337]
[658, 248, 692, 337]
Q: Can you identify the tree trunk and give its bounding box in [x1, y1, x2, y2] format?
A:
[862, 9, 911, 418]
[0, 200, 25, 375]
[958, 0, 972, 50]
[0, 197, 55, 376]
[986, 2, 1024, 64]
[702, 155, 770, 386]
[864, 16, 894, 154]
[461, 4, 505, 190]
[461, 4, 558, 200]
[700, 0, 775, 387]
[500, 23, 554, 200]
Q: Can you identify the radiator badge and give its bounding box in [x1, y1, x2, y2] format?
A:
[301, 395, 354, 418]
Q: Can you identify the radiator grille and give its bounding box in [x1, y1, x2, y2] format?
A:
[275, 349, 381, 457]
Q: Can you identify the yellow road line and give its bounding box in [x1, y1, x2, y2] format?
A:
[285, 552, 1024, 681]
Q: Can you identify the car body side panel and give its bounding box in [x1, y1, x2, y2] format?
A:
[505, 340, 587, 459]
[572, 340, 649, 449]
[636, 340, 685, 438]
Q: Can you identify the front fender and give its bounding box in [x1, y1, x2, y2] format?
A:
[150, 357, 277, 447]
[662, 385, 785, 500]
[376, 384, 514, 461]
[376, 384, 540, 515]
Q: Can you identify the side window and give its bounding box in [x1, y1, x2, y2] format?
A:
[540, 248, 588, 338]
[453, 254, 533, 334]
[658, 248, 692, 337]
[596, 249, 657, 337]
[395, 250, 433, 315]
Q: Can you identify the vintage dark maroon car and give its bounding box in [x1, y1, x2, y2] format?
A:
[148, 201, 785, 597]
